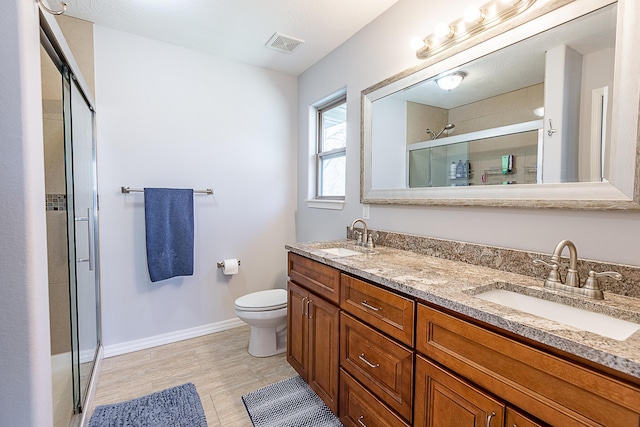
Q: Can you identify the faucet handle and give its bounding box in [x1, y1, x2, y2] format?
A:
[584, 270, 622, 290]
[533, 259, 555, 268]
[366, 232, 379, 249]
[533, 259, 561, 283]
[353, 230, 363, 245]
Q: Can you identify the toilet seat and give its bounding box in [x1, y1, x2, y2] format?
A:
[234, 289, 287, 312]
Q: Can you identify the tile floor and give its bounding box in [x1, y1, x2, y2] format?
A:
[88, 325, 297, 426]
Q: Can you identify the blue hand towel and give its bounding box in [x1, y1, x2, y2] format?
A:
[144, 188, 194, 282]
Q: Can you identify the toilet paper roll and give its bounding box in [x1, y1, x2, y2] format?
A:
[222, 258, 239, 275]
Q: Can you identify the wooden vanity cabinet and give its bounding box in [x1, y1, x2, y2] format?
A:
[288, 251, 640, 427]
[287, 253, 341, 414]
[415, 303, 640, 426]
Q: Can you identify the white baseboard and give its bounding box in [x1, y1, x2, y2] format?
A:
[103, 318, 245, 358]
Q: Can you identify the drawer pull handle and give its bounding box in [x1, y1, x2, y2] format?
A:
[361, 301, 381, 311]
[301, 297, 307, 315]
[307, 299, 313, 319]
[358, 353, 379, 368]
[357, 415, 367, 427]
[487, 411, 496, 426]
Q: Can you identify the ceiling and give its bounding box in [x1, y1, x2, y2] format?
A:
[54, 0, 400, 76]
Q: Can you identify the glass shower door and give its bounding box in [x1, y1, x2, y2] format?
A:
[62, 65, 100, 412]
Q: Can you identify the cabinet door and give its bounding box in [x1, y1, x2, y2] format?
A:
[287, 281, 309, 380]
[308, 293, 340, 414]
[415, 355, 505, 427]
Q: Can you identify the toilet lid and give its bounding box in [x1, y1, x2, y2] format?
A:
[234, 289, 287, 311]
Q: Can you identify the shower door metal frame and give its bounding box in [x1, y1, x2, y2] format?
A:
[40, 8, 102, 417]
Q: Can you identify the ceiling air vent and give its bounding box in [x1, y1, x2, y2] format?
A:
[265, 32, 305, 54]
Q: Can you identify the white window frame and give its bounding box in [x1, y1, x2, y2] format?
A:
[315, 95, 346, 200]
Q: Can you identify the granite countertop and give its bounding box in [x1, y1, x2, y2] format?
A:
[286, 239, 640, 381]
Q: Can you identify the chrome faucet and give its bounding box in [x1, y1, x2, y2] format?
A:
[533, 239, 622, 300]
[350, 218, 369, 248]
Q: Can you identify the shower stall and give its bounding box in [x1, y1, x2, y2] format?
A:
[40, 10, 102, 427]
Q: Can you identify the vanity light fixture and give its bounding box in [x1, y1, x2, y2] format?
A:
[414, 0, 536, 59]
[436, 72, 466, 91]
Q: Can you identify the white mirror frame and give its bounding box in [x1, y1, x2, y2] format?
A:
[361, 0, 640, 210]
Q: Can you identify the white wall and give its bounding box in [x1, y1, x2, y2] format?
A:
[94, 27, 297, 348]
[296, 0, 640, 266]
[0, 1, 53, 425]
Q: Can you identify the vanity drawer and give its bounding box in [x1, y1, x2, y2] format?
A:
[341, 274, 415, 346]
[340, 312, 414, 422]
[340, 369, 410, 427]
[288, 252, 340, 304]
[416, 303, 640, 427]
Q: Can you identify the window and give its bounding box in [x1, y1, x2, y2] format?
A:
[316, 96, 347, 199]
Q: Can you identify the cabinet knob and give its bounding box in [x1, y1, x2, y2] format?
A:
[357, 415, 367, 427]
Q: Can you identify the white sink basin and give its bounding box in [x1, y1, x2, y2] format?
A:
[475, 289, 640, 341]
[320, 247, 364, 257]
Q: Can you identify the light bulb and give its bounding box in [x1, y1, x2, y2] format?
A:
[463, 6, 484, 23]
[436, 72, 465, 91]
[434, 22, 454, 39]
[410, 36, 426, 51]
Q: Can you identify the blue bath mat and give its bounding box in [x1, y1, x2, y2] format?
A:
[88, 382, 207, 427]
[242, 375, 343, 427]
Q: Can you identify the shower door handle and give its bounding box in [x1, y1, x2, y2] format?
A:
[87, 207, 95, 271]
[75, 207, 95, 271]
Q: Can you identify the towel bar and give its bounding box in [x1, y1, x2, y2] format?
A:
[121, 186, 213, 195]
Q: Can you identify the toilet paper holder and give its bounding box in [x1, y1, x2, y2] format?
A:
[217, 260, 241, 268]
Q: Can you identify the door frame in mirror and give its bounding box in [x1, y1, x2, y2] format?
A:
[361, 0, 640, 210]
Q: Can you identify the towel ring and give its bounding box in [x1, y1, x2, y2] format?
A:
[37, 0, 67, 15]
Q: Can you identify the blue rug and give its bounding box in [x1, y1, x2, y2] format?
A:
[242, 375, 343, 427]
[89, 382, 207, 427]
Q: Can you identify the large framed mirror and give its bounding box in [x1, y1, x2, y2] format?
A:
[361, 0, 640, 209]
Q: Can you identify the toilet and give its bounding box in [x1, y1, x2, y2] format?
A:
[234, 289, 288, 357]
